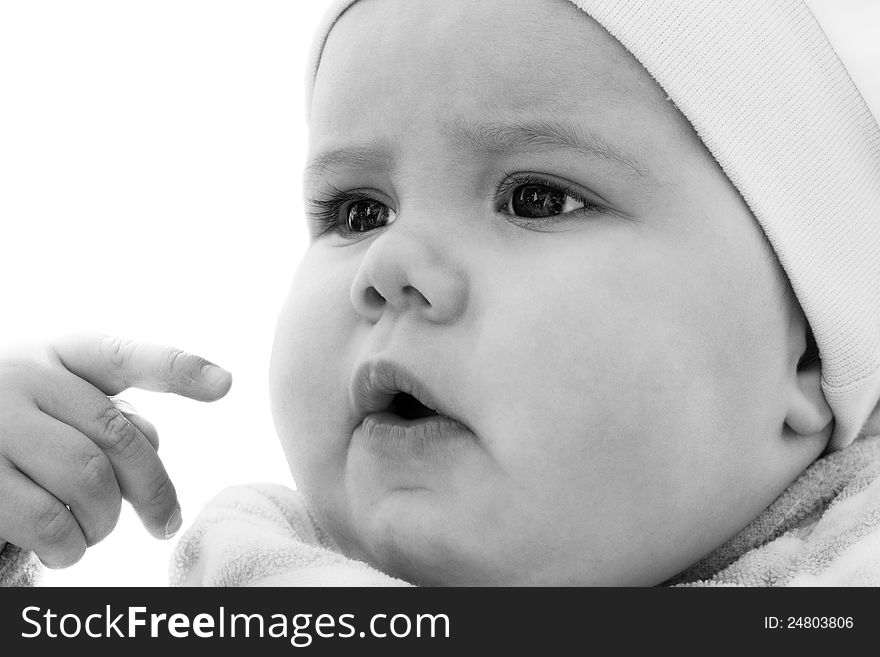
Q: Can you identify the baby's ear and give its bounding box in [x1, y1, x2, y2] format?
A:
[784, 327, 833, 437]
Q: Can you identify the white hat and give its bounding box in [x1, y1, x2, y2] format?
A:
[306, 0, 880, 450]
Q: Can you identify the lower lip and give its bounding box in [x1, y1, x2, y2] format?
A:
[354, 412, 475, 459]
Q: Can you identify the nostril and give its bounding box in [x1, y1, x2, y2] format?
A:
[365, 287, 385, 307]
[402, 285, 430, 307]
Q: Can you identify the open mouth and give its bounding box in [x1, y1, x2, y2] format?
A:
[389, 392, 440, 420]
[350, 360, 474, 454]
[350, 359, 457, 427]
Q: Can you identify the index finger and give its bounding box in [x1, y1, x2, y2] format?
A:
[51, 332, 232, 401]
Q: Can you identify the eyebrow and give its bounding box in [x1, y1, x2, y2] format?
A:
[449, 117, 652, 179]
[304, 117, 653, 181]
[304, 144, 394, 179]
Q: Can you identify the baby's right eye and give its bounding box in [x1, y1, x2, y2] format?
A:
[308, 189, 397, 238]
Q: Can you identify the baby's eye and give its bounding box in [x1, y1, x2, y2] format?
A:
[307, 189, 397, 239]
[495, 173, 607, 230]
[346, 199, 396, 232]
[508, 183, 585, 218]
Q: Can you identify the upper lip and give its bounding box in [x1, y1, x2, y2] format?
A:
[350, 358, 452, 422]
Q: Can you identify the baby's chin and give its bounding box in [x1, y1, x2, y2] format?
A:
[319, 486, 681, 586]
[329, 488, 558, 586]
[309, 490, 481, 585]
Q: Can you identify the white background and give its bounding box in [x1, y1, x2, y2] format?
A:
[0, 1, 877, 586]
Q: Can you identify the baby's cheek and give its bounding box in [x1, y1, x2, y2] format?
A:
[474, 243, 744, 494]
[270, 251, 358, 479]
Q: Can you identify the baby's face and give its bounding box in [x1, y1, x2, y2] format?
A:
[270, 0, 820, 584]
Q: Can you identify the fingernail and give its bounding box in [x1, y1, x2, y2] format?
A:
[164, 506, 182, 539]
[202, 365, 231, 388]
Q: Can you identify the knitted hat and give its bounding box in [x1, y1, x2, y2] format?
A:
[305, 0, 880, 451]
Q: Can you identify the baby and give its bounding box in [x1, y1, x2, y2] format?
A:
[2, 0, 879, 586]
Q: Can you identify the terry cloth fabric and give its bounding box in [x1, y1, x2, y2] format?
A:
[169, 485, 410, 586]
[305, 0, 880, 451]
[668, 433, 880, 585]
[0, 543, 40, 587]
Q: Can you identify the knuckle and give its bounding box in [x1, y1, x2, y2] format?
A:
[162, 348, 185, 377]
[33, 499, 76, 547]
[76, 450, 115, 497]
[96, 406, 142, 458]
[161, 348, 201, 386]
[99, 335, 136, 375]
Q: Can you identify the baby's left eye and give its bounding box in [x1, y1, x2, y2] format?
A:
[346, 198, 395, 232]
[503, 182, 588, 219]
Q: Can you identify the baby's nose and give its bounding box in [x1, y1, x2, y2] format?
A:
[350, 232, 468, 325]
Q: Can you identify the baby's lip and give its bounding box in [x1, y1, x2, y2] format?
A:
[349, 358, 461, 426]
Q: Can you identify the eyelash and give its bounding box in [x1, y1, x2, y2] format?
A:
[307, 185, 379, 238]
[306, 174, 603, 237]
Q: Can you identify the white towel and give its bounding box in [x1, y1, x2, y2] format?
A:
[0, 543, 39, 587]
[169, 484, 410, 587]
